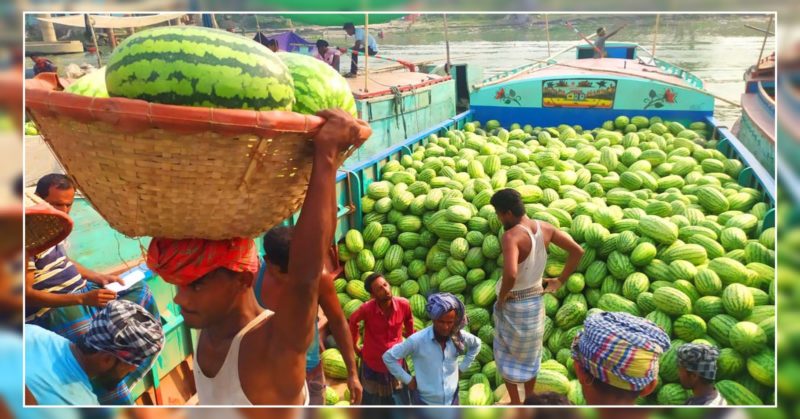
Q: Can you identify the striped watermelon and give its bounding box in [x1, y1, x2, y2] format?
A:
[638, 215, 678, 245]
[277, 52, 356, 116]
[597, 294, 640, 316]
[728, 321, 767, 356]
[106, 26, 295, 110]
[708, 314, 738, 347]
[653, 287, 692, 317]
[695, 269, 723, 296]
[693, 296, 724, 320]
[722, 284, 754, 320]
[555, 302, 587, 329]
[717, 380, 763, 405]
[673, 314, 707, 341]
[746, 350, 775, 387]
[717, 347, 745, 379]
[65, 67, 109, 97]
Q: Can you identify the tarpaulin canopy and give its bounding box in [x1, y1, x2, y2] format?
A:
[37, 13, 185, 29]
[253, 31, 313, 52]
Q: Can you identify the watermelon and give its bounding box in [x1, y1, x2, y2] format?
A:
[64, 67, 109, 97]
[321, 348, 348, 379]
[728, 321, 767, 356]
[717, 380, 763, 405]
[673, 314, 707, 341]
[277, 52, 356, 116]
[555, 302, 587, 329]
[657, 383, 689, 405]
[722, 283, 754, 320]
[717, 347, 746, 379]
[106, 26, 295, 110]
[746, 350, 775, 387]
[693, 296, 724, 320]
[653, 287, 692, 317]
[638, 215, 679, 245]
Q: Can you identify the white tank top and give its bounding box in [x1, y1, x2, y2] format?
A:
[193, 309, 310, 405]
[497, 220, 547, 294]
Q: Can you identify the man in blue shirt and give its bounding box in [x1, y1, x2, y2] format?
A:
[382, 293, 481, 405]
[25, 299, 164, 406]
[342, 22, 379, 78]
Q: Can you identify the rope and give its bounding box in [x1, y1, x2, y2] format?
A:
[390, 85, 409, 140]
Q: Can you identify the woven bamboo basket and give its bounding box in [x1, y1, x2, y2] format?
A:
[24, 191, 73, 255]
[25, 74, 370, 240]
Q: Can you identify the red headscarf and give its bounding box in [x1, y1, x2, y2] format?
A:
[146, 238, 259, 286]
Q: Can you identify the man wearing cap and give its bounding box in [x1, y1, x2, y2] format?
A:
[571, 311, 671, 408]
[382, 293, 482, 405]
[146, 109, 368, 405]
[24, 299, 164, 406]
[677, 343, 728, 405]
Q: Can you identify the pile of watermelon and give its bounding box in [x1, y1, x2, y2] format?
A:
[322, 115, 775, 406]
[64, 26, 356, 117]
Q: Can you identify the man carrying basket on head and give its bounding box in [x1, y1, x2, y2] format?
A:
[147, 109, 369, 405]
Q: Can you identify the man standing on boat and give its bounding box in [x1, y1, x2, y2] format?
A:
[348, 273, 415, 405]
[26, 173, 161, 404]
[147, 109, 368, 405]
[594, 25, 626, 58]
[342, 22, 379, 78]
[257, 226, 363, 405]
[490, 188, 584, 405]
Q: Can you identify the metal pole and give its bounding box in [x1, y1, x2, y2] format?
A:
[544, 14, 551, 57]
[255, 14, 261, 33]
[443, 13, 451, 73]
[364, 13, 369, 93]
[651, 14, 660, 60]
[756, 14, 773, 68]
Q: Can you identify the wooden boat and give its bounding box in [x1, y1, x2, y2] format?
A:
[732, 52, 775, 175]
[25, 32, 776, 407]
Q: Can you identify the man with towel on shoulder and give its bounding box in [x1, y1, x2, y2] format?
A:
[571, 311, 671, 410]
[382, 293, 482, 405]
[147, 109, 368, 405]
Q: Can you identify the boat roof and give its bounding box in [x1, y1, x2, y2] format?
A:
[476, 42, 705, 92]
[347, 71, 450, 100]
[507, 57, 696, 88]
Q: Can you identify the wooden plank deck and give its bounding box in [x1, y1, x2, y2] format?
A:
[346, 71, 448, 99]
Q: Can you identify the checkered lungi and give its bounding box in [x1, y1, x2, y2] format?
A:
[493, 287, 544, 384]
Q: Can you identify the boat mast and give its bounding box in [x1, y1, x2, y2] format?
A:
[84, 14, 102, 67]
[364, 13, 369, 93]
[756, 15, 773, 68]
[443, 13, 451, 73]
[651, 14, 660, 62]
[544, 14, 551, 57]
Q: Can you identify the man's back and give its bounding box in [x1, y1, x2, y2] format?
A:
[24, 325, 98, 405]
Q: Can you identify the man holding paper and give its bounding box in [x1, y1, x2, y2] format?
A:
[25, 173, 160, 405]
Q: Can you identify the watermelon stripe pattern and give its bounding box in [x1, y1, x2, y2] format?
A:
[106, 26, 295, 110]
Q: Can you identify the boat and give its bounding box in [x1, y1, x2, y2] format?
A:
[732, 52, 775, 175]
[25, 17, 776, 406]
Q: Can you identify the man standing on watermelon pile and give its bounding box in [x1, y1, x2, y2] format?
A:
[147, 109, 369, 405]
[257, 226, 363, 405]
[677, 343, 728, 405]
[348, 273, 414, 405]
[342, 22, 378, 78]
[572, 311, 671, 409]
[490, 188, 584, 405]
[382, 292, 482, 405]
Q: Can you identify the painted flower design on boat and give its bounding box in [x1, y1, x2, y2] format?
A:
[495, 88, 522, 106]
[643, 88, 677, 109]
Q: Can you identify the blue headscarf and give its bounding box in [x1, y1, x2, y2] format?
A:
[426, 293, 468, 352]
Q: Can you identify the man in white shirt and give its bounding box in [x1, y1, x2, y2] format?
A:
[342, 22, 379, 78]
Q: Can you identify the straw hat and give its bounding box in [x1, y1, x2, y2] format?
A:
[24, 191, 73, 255]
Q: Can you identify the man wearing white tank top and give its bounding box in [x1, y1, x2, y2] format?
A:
[490, 188, 584, 405]
[147, 110, 370, 405]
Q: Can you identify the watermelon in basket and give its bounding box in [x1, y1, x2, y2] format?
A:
[25, 26, 370, 240]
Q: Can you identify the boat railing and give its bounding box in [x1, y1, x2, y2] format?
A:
[635, 46, 705, 90]
[472, 45, 579, 91]
[757, 80, 776, 114]
[707, 115, 776, 230]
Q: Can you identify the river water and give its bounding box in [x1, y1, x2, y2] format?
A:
[27, 14, 772, 126]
